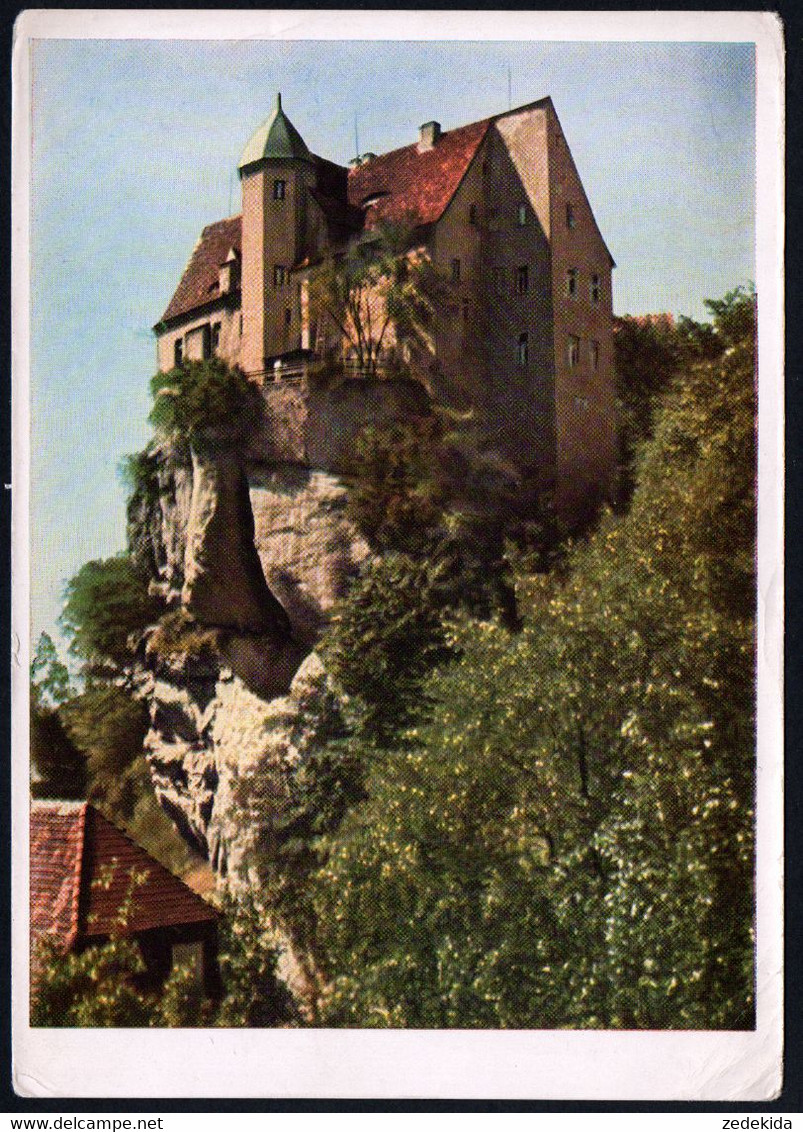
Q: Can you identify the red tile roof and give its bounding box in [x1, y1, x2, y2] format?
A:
[30, 800, 85, 948]
[160, 215, 241, 325]
[160, 119, 492, 325]
[347, 117, 491, 227]
[30, 802, 217, 952]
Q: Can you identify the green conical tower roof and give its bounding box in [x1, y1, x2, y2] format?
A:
[238, 93, 312, 174]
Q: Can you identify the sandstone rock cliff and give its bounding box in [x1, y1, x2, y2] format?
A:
[135, 375, 429, 879]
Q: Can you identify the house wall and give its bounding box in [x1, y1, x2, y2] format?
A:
[546, 102, 617, 522]
[470, 109, 557, 486]
[241, 161, 317, 374]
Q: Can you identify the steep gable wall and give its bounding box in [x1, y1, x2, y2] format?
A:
[546, 102, 617, 520]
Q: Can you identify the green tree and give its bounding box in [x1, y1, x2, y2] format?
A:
[30, 632, 71, 707]
[60, 554, 163, 678]
[310, 222, 445, 378]
[30, 632, 86, 800]
[213, 892, 297, 1027]
[149, 357, 260, 443]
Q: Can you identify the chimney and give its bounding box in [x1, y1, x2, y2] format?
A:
[418, 121, 441, 151]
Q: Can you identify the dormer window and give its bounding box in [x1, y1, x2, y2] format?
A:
[360, 191, 390, 210]
[273, 179, 286, 201]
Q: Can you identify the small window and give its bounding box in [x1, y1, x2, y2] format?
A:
[211, 322, 221, 353]
[273, 179, 286, 201]
[285, 308, 292, 326]
[568, 334, 580, 368]
[451, 258, 461, 284]
[273, 265, 286, 288]
[518, 332, 529, 367]
[173, 338, 183, 367]
[591, 274, 601, 303]
[591, 340, 600, 371]
[517, 203, 527, 227]
[516, 265, 529, 295]
[567, 268, 578, 297]
[566, 202, 575, 229]
[201, 323, 212, 359]
[469, 203, 478, 226]
[574, 395, 590, 411]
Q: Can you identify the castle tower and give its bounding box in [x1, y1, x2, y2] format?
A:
[238, 93, 315, 375]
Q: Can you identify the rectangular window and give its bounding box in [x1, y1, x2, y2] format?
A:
[469, 203, 478, 226]
[285, 308, 292, 326]
[451, 258, 461, 284]
[273, 264, 286, 288]
[567, 268, 578, 297]
[568, 335, 580, 368]
[591, 273, 601, 303]
[566, 201, 575, 229]
[201, 323, 212, 359]
[518, 332, 529, 367]
[591, 340, 600, 371]
[239, 314, 243, 336]
[173, 338, 183, 367]
[211, 322, 221, 353]
[273, 179, 286, 201]
[517, 203, 527, 227]
[516, 265, 529, 295]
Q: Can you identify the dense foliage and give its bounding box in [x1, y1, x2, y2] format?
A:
[60, 554, 162, 677]
[307, 289, 756, 1028]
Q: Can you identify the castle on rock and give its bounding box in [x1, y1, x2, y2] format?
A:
[156, 94, 617, 519]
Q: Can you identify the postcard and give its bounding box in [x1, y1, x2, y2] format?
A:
[11, 9, 784, 1100]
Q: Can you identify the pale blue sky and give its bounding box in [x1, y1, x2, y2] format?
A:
[29, 38, 756, 644]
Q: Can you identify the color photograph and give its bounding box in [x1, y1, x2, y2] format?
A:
[12, 11, 783, 1100]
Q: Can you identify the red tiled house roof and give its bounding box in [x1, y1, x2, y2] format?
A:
[30, 801, 218, 953]
[160, 214, 242, 325]
[347, 117, 491, 227]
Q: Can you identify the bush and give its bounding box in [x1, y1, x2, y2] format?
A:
[146, 609, 221, 665]
[149, 358, 260, 444]
[60, 555, 163, 677]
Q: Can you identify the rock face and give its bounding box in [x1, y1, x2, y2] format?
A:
[183, 444, 291, 635]
[142, 650, 340, 880]
[136, 375, 428, 884]
[249, 466, 371, 648]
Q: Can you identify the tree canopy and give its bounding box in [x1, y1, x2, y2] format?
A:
[309, 288, 756, 1028]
